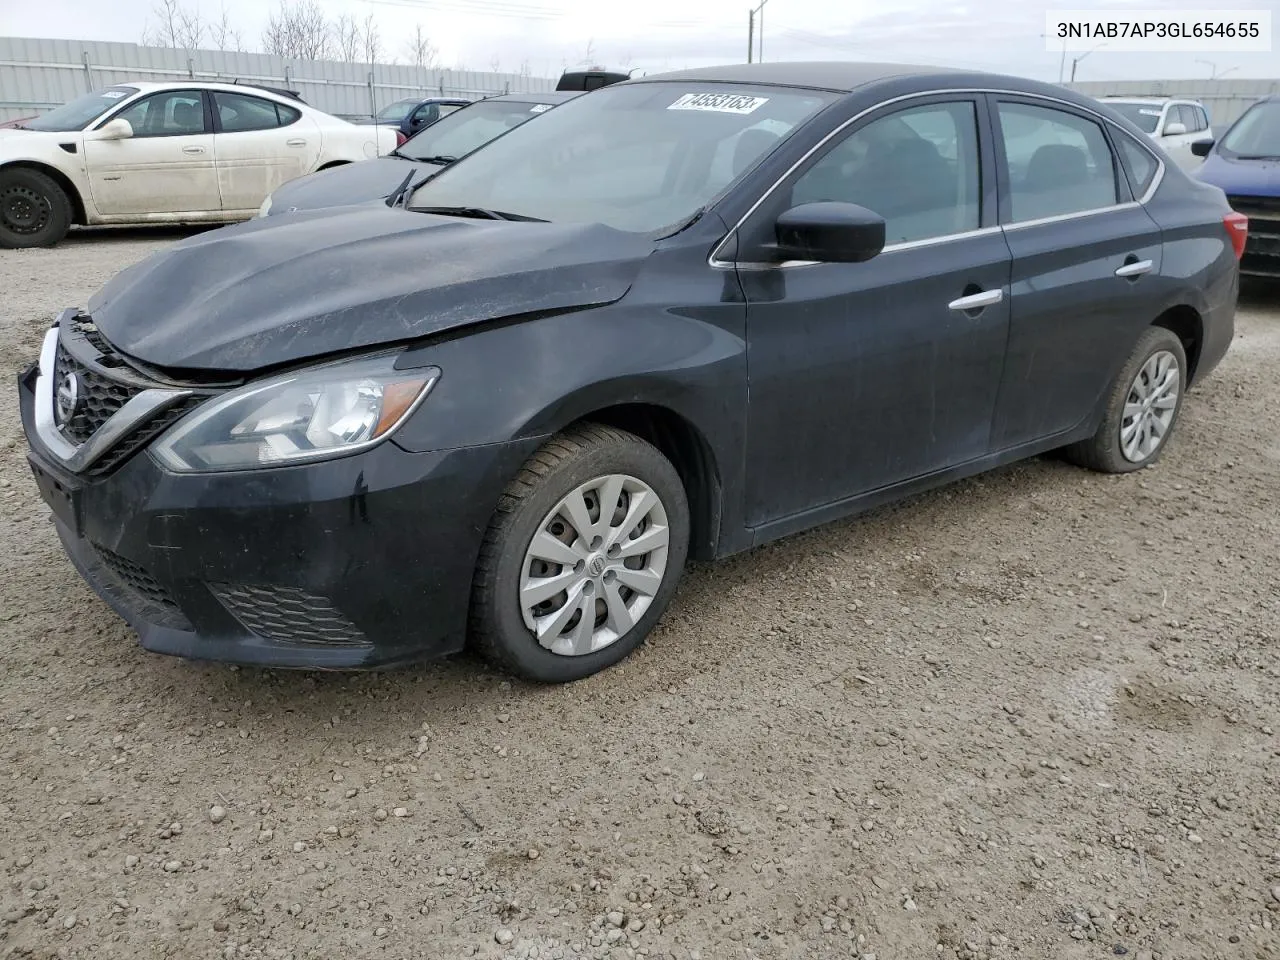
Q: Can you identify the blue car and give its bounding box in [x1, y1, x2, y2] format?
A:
[1194, 95, 1280, 277]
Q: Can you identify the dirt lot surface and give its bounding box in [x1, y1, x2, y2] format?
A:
[1, 228, 1278, 960]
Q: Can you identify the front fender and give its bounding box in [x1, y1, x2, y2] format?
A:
[391, 304, 746, 459]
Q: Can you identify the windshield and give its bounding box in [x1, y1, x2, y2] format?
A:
[1106, 102, 1162, 134]
[407, 82, 834, 234]
[400, 98, 562, 162]
[23, 86, 140, 132]
[1220, 99, 1280, 158]
[376, 99, 418, 122]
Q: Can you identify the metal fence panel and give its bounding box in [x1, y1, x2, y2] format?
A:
[1070, 78, 1280, 129]
[0, 35, 557, 122]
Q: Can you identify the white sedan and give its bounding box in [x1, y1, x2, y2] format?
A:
[0, 81, 397, 247]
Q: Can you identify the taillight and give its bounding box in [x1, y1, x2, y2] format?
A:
[395, 131, 407, 148]
[1224, 211, 1248, 260]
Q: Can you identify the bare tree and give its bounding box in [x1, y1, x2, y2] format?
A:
[209, 4, 244, 52]
[361, 12, 382, 65]
[175, 4, 206, 50]
[332, 13, 360, 61]
[578, 37, 597, 67]
[262, 0, 331, 60]
[403, 24, 437, 68]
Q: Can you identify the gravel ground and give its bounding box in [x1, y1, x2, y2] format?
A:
[1, 228, 1279, 960]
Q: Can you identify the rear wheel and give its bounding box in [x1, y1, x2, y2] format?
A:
[470, 424, 689, 683]
[0, 167, 72, 248]
[1064, 326, 1187, 473]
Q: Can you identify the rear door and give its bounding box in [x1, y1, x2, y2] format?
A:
[989, 96, 1164, 450]
[211, 90, 321, 213]
[83, 89, 219, 215]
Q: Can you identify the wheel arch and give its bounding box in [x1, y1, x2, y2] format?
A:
[316, 160, 351, 171]
[569, 403, 723, 562]
[1151, 303, 1203, 384]
[0, 160, 88, 225]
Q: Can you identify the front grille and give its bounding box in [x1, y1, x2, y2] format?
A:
[1227, 194, 1280, 220]
[86, 395, 204, 478]
[210, 583, 369, 647]
[54, 345, 143, 445]
[92, 545, 192, 630]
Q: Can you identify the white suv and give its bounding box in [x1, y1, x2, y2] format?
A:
[1099, 97, 1214, 171]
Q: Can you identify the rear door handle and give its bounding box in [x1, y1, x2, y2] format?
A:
[948, 289, 1003, 312]
[182, 145, 205, 154]
[1115, 259, 1153, 278]
[286, 138, 307, 147]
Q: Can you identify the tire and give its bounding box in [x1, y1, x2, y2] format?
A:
[1063, 326, 1187, 473]
[470, 423, 690, 683]
[0, 167, 72, 249]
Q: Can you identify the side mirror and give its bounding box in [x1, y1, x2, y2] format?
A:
[1191, 138, 1215, 157]
[1162, 121, 1188, 136]
[91, 118, 133, 140]
[773, 202, 886, 263]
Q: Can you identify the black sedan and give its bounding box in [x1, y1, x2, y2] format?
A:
[259, 92, 581, 217]
[19, 62, 1242, 683]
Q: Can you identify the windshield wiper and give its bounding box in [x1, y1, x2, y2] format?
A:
[411, 155, 458, 166]
[411, 205, 546, 222]
[1236, 154, 1280, 160]
[385, 170, 417, 208]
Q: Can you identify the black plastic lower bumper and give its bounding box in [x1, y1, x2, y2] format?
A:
[20, 365, 542, 669]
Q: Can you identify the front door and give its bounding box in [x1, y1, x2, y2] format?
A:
[211, 91, 320, 213]
[83, 89, 219, 216]
[989, 97, 1165, 450]
[739, 97, 1013, 525]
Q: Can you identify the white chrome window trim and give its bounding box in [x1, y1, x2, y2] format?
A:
[709, 85, 1166, 269]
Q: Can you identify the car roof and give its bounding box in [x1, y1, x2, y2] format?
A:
[480, 91, 582, 104]
[108, 80, 302, 100]
[629, 60, 974, 93]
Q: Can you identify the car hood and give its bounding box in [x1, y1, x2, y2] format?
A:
[0, 127, 71, 149]
[1195, 153, 1280, 195]
[87, 204, 653, 373]
[268, 156, 424, 213]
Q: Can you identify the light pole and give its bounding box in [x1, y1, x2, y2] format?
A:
[1040, 32, 1067, 84]
[747, 0, 769, 63]
[1196, 59, 1239, 79]
[1070, 42, 1106, 82]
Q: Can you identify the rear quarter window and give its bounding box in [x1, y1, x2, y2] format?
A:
[1114, 132, 1159, 198]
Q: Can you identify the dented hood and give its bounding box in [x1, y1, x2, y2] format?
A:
[88, 204, 653, 372]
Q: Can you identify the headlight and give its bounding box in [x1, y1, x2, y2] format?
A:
[256, 194, 273, 218]
[152, 354, 439, 473]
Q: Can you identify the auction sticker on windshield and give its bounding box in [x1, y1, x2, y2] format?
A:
[530, 103, 553, 113]
[668, 93, 769, 114]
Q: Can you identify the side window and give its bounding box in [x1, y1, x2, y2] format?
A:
[437, 104, 464, 118]
[789, 101, 981, 245]
[1176, 105, 1198, 131]
[277, 103, 301, 126]
[214, 92, 286, 133]
[1198, 107, 1212, 131]
[1115, 132, 1158, 198]
[997, 102, 1118, 223]
[114, 91, 206, 137]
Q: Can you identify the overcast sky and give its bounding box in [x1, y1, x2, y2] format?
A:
[5, 0, 1278, 82]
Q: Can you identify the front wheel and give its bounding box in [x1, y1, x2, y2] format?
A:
[1064, 326, 1187, 473]
[470, 424, 690, 683]
[0, 167, 72, 248]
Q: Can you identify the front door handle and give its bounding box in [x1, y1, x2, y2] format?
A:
[1115, 258, 1153, 278]
[286, 138, 307, 147]
[182, 145, 205, 154]
[948, 289, 1003, 312]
